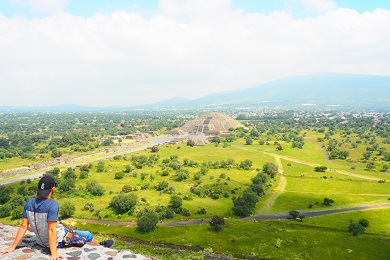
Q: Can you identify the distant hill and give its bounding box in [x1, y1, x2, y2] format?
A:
[165, 73, 390, 109]
[2, 73, 389, 112]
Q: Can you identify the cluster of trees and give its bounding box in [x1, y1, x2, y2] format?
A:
[0, 110, 198, 160]
[326, 139, 349, 160]
[348, 219, 369, 236]
[231, 162, 275, 217]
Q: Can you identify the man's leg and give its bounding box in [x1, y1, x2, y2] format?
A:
[73, 230, 114, 247]
[72, 230, 99, 246]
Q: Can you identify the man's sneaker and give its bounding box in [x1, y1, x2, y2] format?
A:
[99, 239, 114, 248]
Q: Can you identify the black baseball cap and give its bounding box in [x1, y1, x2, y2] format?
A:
[37, 176, 56, 197]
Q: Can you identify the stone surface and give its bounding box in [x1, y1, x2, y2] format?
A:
[0, 223, 151, 260]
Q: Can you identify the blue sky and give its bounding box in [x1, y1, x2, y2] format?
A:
[0, 0, 390, 107]
[2, 0, 390, 18]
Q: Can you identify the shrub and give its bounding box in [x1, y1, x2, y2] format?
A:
[86, 180, 105, 196]
[122, 185, 133, 193]
[151, 146, 159, 153]
[349, 222, 365, 236]
[209, 215, 225, 231]
[124, 165, 132, 173]
[10, 194, 25, 208]
[110, 193, 138, 214]
[0, 204, 12, 218]
[263, 162, 278, 178]
[169, 195, 182, 209]
[160, 208, 175, 219]
[323, 198, 335, 206]
[11, 206, 24, 220]
[314, 166, 327, 172]
[84, 203, 94, 212]
[79, 170, 89, 179]
[289, 210, 300, 219]
[297, 213, 305, 221]
[197, 207, 207, 215]
[59, 203, 76, 219]
[137, 212, 159, 232]
[181, 208, 191, 216]
[59, 178, 75, 192]
[97, 161, 105, 172]
[115, 172, 125, 179]
[359, 219, 370, 227]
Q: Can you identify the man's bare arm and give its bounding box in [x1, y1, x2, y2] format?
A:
[0, 218, 29, 254]
[48, 221, 62, 260]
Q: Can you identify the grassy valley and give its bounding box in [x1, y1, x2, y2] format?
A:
[1, 109, 390, 259]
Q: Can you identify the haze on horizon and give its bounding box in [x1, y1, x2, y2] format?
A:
[1, 0, 390, 107]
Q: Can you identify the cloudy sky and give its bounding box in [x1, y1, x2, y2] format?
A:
[1, 0, 389, 107]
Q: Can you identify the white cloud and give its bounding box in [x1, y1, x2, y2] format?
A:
[300, 0, 338, 13]
[13, 0, 68, 14]
[0, 1, 390, 106]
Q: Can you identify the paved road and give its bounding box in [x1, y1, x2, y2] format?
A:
[64, 203, 390, 227]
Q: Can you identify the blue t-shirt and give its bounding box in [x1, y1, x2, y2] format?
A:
[23, 198, 66, 247]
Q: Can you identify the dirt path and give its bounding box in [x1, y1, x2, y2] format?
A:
[259, 156, 287, 213]
[65, 203, 390, 227]
[232, 145, 380, 181]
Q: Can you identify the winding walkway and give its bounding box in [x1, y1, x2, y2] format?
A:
[65, 202, 390, 227]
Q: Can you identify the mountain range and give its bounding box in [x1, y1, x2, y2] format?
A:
[1, 73, 389, 111]
[149, 73, 390, 109]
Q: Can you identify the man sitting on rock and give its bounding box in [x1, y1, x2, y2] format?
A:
[0, 176, 114, 260]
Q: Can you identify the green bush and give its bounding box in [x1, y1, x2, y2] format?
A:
[84, 203, 94, 212]
[86, 180, 105, 196]
[59, 203, 76, 219]
[0, 186, 14, 204]
[289, 210, 300, 219]
[359, 219, 370, 227]
[115, 172, 125, 179]
[349, 222, 365, 236]
[169, 195, 182, 209]
[0, 204, 12, 218]
[10, 194, 25, 208]
[209, 215, 225, 231]
[137, 212, 159, 232]
[110, 193, 138, 214]
[11, 206, 24, 220]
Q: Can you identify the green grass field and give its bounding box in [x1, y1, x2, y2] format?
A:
[2, 130, 390, 259]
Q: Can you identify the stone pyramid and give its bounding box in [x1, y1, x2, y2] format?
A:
[180, 112, 241, 134]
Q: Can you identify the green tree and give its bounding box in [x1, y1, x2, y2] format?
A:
[0, 204, 12, 218]
[263, 162, 278, 178]
[239, 159, 252, 170]
[11, 206, 24, 220]
[97, 161, 105, 172]
[289, 210, 300, 219]
[86, 180, 105, 196]
[109, 193, 138, 214]
[349, 222, 365, 236]
[0, 186, 14, 204]
[59, 203, 76, 219]
[245, 137, 253, 145]
[323, 198, 334, 206]
[359, 219, 369, 227]
[209, 215, 225, 231]
[137, 212, 159, 232]
[169, 195, 182, 210]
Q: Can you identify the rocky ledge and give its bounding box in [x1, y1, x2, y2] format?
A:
[0, 223, 151, 260]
